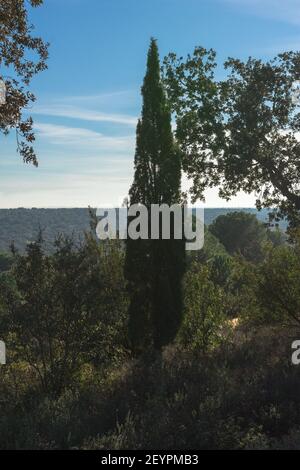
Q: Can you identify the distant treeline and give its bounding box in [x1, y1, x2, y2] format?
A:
[0, 207, 286, 253]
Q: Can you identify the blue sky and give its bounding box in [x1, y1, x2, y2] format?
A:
[1, 0, 300, 208]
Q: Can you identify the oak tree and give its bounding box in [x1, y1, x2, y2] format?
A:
[0, 0, 48, 165]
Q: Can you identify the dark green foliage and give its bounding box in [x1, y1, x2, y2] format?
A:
[0, 214, 299, 449]
[0, 207, 285, 254]
[0, 0, 48, 165]
[0, 252, 13, 272]
[151, 237, 186, 349]
[209, 254, 233, 288]
[129, 40, 181, 207]
[125, 39, 185, 353]
[189, 225, 228, 266]
[224, 255, 260, 319]
[0, 233, 128, 396]
[164, 49, 300, 226]
[266, 227, 286, 247]
[256, 233, 300, 326]
[125, 238, 153, 352]
[179, 263, 225, 352]
[209, 211, 268, 262]
[1, 322, 300, 449]
[100, 327, 300, 450]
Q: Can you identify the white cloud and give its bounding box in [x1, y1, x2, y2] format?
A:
[222, 0, 300, 25]
[30, 104, 137, 127]
[0, 172, 133, 208]
[56, 90, 138, 106]
[34, 122, 134, 152]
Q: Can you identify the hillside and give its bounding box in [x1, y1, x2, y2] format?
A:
[0, 207, 286, 253]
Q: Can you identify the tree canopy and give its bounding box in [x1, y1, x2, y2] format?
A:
[209, 211, 268, 262]
[125, 39, 185, 353]
[164, 49, 300, 226]
[0, 0, 48, 165]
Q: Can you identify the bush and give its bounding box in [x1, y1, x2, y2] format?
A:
[179, 263, 225, 352]
[0, 234, 128, 396]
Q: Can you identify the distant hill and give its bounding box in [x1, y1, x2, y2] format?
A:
[0, 208, 91, 253]
[0, 207, 287, 253]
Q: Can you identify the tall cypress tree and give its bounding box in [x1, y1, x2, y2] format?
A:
[125, 39, 185, 353]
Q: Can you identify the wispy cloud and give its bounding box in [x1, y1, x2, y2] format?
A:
[34, 122, 134, 152]
[30, 104, 137, 127]
[2, 90, 139, 207]
[56, 90, 138, 106]
[221, 0, 300, 25]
